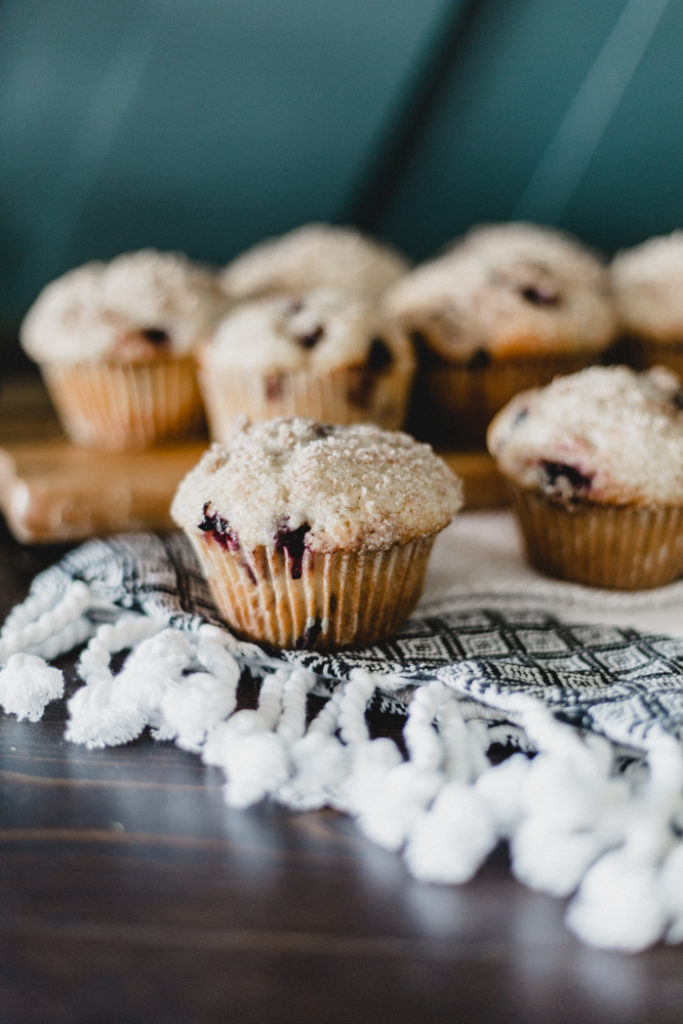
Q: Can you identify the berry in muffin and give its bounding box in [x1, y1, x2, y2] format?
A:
[197, 287, 416, 439]
[487, 365, 683, 589]
[385, 222, 617, 446]
[171, 417, 462, 649]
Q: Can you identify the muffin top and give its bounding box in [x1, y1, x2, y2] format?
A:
[199, 287, 414, 373]
[487, 365, 683, 506]
[611, 232, 683, 342]
[385, 222, 616, 361]
[21, 249, 228, 364]
[171, 417, 462, 552]
[219, 223, 409, 302]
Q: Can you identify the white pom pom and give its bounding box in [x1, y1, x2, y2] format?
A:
[161, 671, 238, 752]
[113, 628, 194, 721]
[222, 730, 289, 809]
[201, 719, 234, 768]
[0, 653, 64, 722]
[511, 819, 604, 897]
[196, 629, 241, 687]
[522, 752, 607, 831]
[566, 850, 668, 952]
[405, 781, 497, 884]
[475, 754, 531, 835]
[352, 755, 443, 851]
[66, 678, 147, 748]
[337, 737, 402, 814]
[204, 709, 289, 808]
[201, 710, 266, 770]
[277, 732, 350, 810]
[659, 842, 683, 944]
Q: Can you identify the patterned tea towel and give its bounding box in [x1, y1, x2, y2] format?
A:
[1, 511, 683, 953]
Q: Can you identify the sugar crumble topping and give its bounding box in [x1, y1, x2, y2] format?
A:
[220, 223, 409, 302]
[199, 287, 414, 373]
[487, 365, 683, 506]
[611, 232, 683, 341]
[171, 417, 463, 552]
[385, 222, 615, 360]
[21, 249, 228, 364]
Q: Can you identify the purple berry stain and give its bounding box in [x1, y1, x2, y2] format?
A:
[199, 502, 240, 551]
[312, 423, 335, 438]
[140, 326, 170, 346]
[520, 284, 560, 306]
[296, 324, 324, 349]
[347, 338, 394, 409]
[274, 519, 311, 579]
[467, 347, 490, 370]
[295, 618, 322, 650]
[367, 337, 393, 372]
[541, 461, 593, 501]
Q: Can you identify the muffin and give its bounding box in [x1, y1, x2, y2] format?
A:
[487, 365, 683, 589]
[611, 232, 683, 376]
[170, 417, 462, 650]
[196, 287, 416, 440]
[220, 223, 409, 302]
[20, 249, 228, 450]
[385, 222, 617, 445]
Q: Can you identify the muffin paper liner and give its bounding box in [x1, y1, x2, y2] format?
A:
[506, 481, 683, 590]
[187, 531, 436, 650]
[416, 352, 600, 446]
[42, 357, 205, 450]
[197, 361, 415, 442]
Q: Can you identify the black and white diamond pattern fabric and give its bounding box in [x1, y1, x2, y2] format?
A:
[35, 531, 683, 753]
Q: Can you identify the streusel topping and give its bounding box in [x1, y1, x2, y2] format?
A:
[171, 417, 462, 552]
[220, 223, 409, 302]
[21, 249, 228, 363]
[487, 365, 683, 506]
[611, 232, 683, 341]
[200, 288, 414, 372]
[385, 222, 615, 360]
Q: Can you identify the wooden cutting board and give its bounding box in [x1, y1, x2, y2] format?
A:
[0, 377, 504, 543]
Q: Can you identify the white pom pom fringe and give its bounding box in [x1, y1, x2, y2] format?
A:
[3, 580, 683, 953]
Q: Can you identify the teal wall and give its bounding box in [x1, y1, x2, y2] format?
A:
[1, 0, 682, 361]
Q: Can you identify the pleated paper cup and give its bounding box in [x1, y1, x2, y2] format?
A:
[197, 360, 415, 443]
[187, 530, 436, 650]
[505, 480, 683, 590]
[41, 357, 205, 450]
[416, 351, 600, 446]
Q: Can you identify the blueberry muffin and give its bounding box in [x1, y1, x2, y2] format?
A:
[487, 365, 683, 589]
[197, 287, 416, 439]
[385, 222, 617, 445]
[170, 417, 462, 649]
[20, 249, 228, 450]
[611, 232, 683, 377]
[220, 223, 409, 302]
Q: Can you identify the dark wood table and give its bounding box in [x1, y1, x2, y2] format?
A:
[1, 511, 682, 1022]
